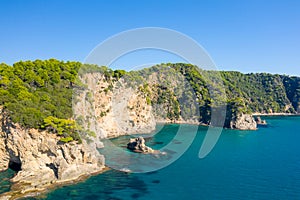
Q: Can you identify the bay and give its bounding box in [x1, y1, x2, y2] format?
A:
[5, 116, 300, 199]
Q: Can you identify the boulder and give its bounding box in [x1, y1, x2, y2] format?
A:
[255, 116, 267, 125]
[230, 113, 257, 130]
[127, 137, 155, 153]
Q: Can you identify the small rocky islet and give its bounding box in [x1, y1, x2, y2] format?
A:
[127, 136, 158, 154]
[255, 116, 268, 125]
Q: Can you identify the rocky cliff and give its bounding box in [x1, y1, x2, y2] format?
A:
[229, 113, 257, 130]
[73, 73, 156, 138]
[73, 68, 257, 138]
[0, 107, 105, 199]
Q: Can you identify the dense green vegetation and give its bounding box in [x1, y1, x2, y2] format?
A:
[281, 75, 300, 113]
[168, 63, 300, 114]
[126, 63, 299, 124]
[0, 59, 128, 142]
[0, 59, 82, 142]
[220, 71, 296, 113]
[0, 60, 299, 139]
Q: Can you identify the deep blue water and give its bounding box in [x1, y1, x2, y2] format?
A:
[2, 116, 300, 199]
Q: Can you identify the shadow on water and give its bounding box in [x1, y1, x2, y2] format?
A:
[42, 170, 149, 200]
[257, 124, 269, 129]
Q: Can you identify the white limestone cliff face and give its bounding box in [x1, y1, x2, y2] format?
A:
[73, 73, 156, 138]
[73, 72, 258, 135]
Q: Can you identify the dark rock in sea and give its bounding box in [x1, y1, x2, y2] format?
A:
[131, 193, 141, 199]
[152, 180, 160, 184]
[127, 137, 156, 153]
[255, 116, 267, 125]
[150, 141, 164, 145]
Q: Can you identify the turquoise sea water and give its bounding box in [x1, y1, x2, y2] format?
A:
[1, 116, 300, 199]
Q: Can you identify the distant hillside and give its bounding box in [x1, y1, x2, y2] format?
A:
[119, 63, 300, 128]
[220, 70, 300, 114]
[164, 63, 300, 115]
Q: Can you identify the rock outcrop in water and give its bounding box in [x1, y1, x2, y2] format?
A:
[229, 113, 257, 130]
[0, 108, 105, 199]
[255, 116, 267, 125]
[127, 137, 155, 153]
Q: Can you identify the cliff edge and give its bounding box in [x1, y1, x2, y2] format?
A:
[0, 107, 105, 199]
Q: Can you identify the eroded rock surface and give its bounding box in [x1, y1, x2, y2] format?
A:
[73, 73, 156, 138]
[127, 137, 155, 153]
[255, 116, 267, 125]
[230, 114, 257, 130]
[0, 107, 105, 198]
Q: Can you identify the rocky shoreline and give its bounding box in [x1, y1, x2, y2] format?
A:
[0, 167, 110, 200]
[0, 108, 105, 200]
[156, 113, 258, 130]
[252, 112, 300, 116]
[0, 116, 258, 200]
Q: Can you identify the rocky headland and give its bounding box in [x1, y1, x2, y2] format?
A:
[0, 107, 105, 199]
[229, 113, 257, 130]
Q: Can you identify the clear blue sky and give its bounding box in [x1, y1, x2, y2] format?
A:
[1, 0, 299, 76]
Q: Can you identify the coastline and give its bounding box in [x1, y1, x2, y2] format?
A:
[2, 114, 298, 199]
[155, 119, 204, 126]
[252, 113, 300, 116]
[0, 167, 110, 200]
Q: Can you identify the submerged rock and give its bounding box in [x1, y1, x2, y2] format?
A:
[127, 137, 156, 153]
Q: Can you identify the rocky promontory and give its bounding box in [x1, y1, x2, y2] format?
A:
[229, 113, 257, 130]
[0, 108, 105, 199]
